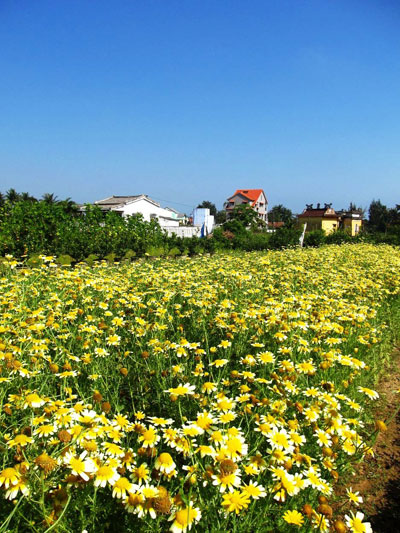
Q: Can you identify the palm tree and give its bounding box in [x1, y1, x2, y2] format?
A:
[6, 188, 20, 203]
[20, 192, 37, 202]
[41, 193, 59, 204]
[58, 197, 79, 215]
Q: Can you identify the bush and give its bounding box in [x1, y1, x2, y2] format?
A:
[268, 228, 302, 249]
[324, 230, 353, 245]
[304, 230, 326, 247]
[1, 199, 388, 260]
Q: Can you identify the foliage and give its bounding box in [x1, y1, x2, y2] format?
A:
[367, 199, 389, 233]
[1, 192, 399, 262]
[268, 227, 302, 249]
[324, 230, 354, 245]
[215, 209, 227, 224]
[303, 229, 326, 248]
[365, 200, 400, 239]
[268, 204, 295, 227]
[229, 204, 265, 229]
[0, 202, 167, 261]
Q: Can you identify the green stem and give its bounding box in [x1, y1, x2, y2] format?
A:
[43, 493, 72, 533]
[0, 496, 23, 533]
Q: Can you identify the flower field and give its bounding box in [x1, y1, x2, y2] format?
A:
[1, 244, 400, 532]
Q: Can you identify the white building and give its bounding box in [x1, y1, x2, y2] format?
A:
[164, 207, 188, 224]
[90, 195, 179, 227]
[192, 208, 215, 235]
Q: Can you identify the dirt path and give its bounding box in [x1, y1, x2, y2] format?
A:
[350, 348, 400, 531]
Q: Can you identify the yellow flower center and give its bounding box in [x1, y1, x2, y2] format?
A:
[175, 508, 195, 526]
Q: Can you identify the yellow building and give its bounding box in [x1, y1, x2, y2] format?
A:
[298, 203, 339, 234]
[298, 204, 363, 236]
[337, 210, 363, 236]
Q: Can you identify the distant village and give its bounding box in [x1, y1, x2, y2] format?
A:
[86, 188, 363, 237]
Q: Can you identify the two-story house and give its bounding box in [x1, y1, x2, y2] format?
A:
[224, 189, 268, 222]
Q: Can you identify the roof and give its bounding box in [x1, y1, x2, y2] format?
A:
[298, 203, 338, 219]
[336, 210, 363, 219]
[268, 221, 285, 228]
[93, 195, 160, 211]
[227, 189, 265, 206]
[165, 207, 186, 217]
[165, 206, 180, 214]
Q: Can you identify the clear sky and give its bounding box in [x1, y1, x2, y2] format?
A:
[0, 0, 399, 214]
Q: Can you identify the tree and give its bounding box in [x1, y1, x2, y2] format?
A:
[388, 204, 400, 227]
[229, 204, 265, 229]
[197, 200, 217, 216]
[20, 192, 38, 202]
[6, 188, 20, 203]
[42, 193, 59, 205]
[368, 199, 389, 232]
[58, 197, 79, 215]
[347, 202, 365, 218]
[268, 204, 294, 226]
[215, 210, 227, 224]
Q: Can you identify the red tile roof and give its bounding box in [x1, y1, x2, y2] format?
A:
[228, 189, 265, 206]
[298, 209, 338, 219]
[268, 221, 285, 228]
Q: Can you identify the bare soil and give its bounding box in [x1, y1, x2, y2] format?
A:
[347, 347, 400, 531]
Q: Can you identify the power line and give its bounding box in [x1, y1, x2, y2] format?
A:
[149, 196, 197, 210]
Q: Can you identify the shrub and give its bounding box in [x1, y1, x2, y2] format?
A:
[268, 228, 302, 249]
[304, 229, 326, 247]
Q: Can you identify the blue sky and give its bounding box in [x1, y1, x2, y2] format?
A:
[0, 0, 399, 213]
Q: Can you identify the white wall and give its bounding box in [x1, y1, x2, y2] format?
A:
[113, 198, 178, 226]
[192, 208, 214, 234]
[159, 216, 180, 227]
[163, 226, 201, 238]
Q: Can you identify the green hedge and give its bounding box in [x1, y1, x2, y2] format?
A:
[1, 201, 399, 263]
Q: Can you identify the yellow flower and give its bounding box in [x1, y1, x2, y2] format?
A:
[7, 434, 34, 448]
[64, 451, 96, 482]
[5, 476, 29, 500]
[257, 351, 275, 364]
[212, 470, 241, 493]
[24, 392, 45, 408]
[138, 427, 160, 448]
[346, 487, 363, 506]
[201, 382, 217, 393]
[103, 442, 125, 457]
[165, 383, 195, 397]
[169, 505, 201, 532]
[111, 476, 133, 498]
[218, 340, 231, 349]
[210, 359, 228, 367]
[132, 463, 150, 484]
[94, 464, 119, 487]
[283, 509, 304, 526]
[242, 481, 267, 499]
[345, 511, 372, 533]
[155, 453, 176, 474]
[358, 387, 379, 400]
[221, 490, 250, 514]
[33, 424, 56, 437]
[0, 467, 20, 489]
